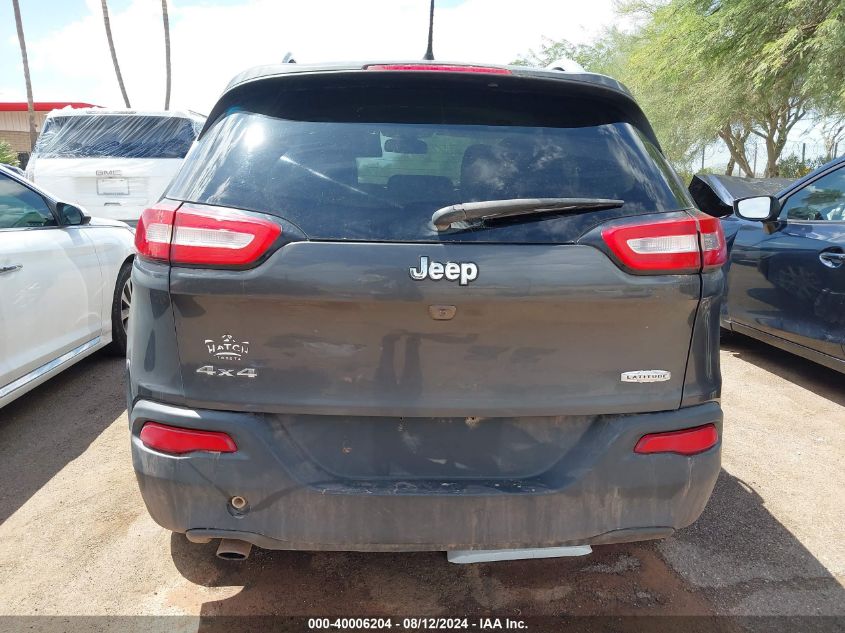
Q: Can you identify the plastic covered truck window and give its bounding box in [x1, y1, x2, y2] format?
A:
[33, 114, 200, 160]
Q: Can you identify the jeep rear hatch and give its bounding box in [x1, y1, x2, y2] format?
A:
[158, 71, 708, 416]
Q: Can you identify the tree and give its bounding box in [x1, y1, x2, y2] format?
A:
[701, 0, 833, 176]
[0, 140, 19, 167]
[513, 28, 631, 79]
[161, 0, 171, 110]
[736, 0, 845, 106]
[101, 0, 131, 108]
[516, 1, 845, 176]
[513, 28, 703, 168]
[718, 122, 753, 176]
[620, 0, 845, 177]
[11, 0, 37, 152]
[753, 94, 811, 177]
[776, 154, 826, 179]
[817, 113, 845, 162]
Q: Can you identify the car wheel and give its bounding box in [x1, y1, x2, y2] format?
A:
[107, 261, 133, 356]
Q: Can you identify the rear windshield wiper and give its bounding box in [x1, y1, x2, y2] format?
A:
[431, 198, 625, 232]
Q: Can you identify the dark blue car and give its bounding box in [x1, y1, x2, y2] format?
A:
[690, 156, 845, 373]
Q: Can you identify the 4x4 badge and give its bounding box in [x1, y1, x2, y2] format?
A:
[205, 334, 249, 360]
[409, 256, 478, 286]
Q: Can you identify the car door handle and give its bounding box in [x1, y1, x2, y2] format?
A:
[0, 264, 23, 274]
[819, 252, 845, 268]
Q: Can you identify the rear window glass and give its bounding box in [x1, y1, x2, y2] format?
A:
[168, 81, 690, 243]
[34, 115, 200, 159]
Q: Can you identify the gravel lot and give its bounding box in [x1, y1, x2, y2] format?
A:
[0, 335, 842, 630]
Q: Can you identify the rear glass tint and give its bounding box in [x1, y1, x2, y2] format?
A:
[35, 115, 199, 159]
[168, 79, 691, 243]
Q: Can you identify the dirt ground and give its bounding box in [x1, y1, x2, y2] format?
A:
[0, 335, 842, 631]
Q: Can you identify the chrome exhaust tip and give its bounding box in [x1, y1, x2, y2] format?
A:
[216, 538, 252, 560]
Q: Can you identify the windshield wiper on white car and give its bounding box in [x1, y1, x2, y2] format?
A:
[431, 198, 625, 232]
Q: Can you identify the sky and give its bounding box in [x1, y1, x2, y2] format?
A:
[1, 0, 829, 171]
[1, 0, 619, 114]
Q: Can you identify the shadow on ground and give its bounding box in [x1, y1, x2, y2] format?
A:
[720, 334, 844, 407]
[660, 471, 845, 618]
[0, 353, 126, 524]
[169, 469, 844, 628]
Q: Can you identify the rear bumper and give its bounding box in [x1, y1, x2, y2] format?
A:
[130, 399, 722, 551]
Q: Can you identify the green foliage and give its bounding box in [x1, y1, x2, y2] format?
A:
[512, 26, 703, 166]
[0, 140, 19, 167]
[776, 154, 827, 179]
[512, 28, 633, 79]
[675, 165, 719, 188]
[514, 0, 845, 176]
[622, 0, 845, 175]
[721, 0, 845, 105]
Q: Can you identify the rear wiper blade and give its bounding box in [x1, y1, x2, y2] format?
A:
[431, 198, 625, 232]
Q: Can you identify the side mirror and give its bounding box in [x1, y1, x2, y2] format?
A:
[733, 196, 780, 222]
[57, 202, 90, 226]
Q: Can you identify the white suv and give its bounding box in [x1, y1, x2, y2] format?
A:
[26, 108, 205, 224]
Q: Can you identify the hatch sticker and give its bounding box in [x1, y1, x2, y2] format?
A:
[205, 334, 249, 360]
[621, 370, 671, 383]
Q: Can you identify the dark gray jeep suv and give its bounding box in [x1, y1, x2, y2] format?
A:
[127, 61, 726, 557]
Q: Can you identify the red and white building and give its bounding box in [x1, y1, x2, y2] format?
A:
[0, 101, 98, 163]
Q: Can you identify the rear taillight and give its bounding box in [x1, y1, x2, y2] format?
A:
[135, 202, 178, 261]
[694, 213, 728, 270]
[139, 422, 237, 455]
[366, 63, 512, 75]
[135, 203, 281, 267]
[601, 217, 700, 273]
[171, 205, 281, 266]
[634, 424, 719, 456]
[600, 212, 727, 274]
